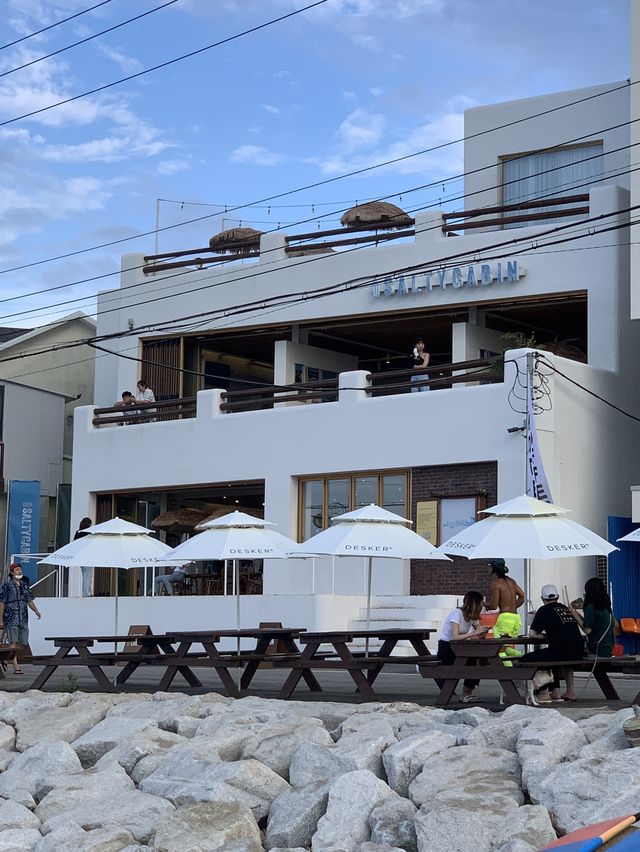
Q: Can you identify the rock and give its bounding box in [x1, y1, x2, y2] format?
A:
[369, 796, 417, 852]
[428, 779, 523, 814]
[107, 694, 227, 733]
[312, 770, 393, 852]
[494, 842, 537, 852]
[0, 800, 40, 831]
[383, 732, 456, 797]
[477, 719, 530, 752]
[445, 707, 491, 727]
[140, 741, 288, 820]
[94, 728, 185, 779]
[358, 845, 404, 852]
[0, 828, 42, 850]
[493, 804, 557, 849]
[334, 720, 397, 778]
[289, 741, 349, 787]
[241, 718, 334, 779]
[577, 709, 632, 743]
[0, 724, 15, 752]
[0, 694, 71, 726]
[516, 714, 587, 757]
[624, 716, 640, 747]
[535, 748, 640, 833]
[39, 790, 174, 844]
[35, 766, 134, 821]
[415, 805, 499, 852]
[14, 698, 110, 752]
[72, 718, 159, 768]
[35, 822, 88, 852]
[266, 782, 330, 849]
[153, 801, 262, 852]
[397, 719, 485, 746]
[409, 746, 520, 806]
[0, 740, 82, 802]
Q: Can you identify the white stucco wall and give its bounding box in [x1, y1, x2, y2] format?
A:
[631, 1, 640, 320]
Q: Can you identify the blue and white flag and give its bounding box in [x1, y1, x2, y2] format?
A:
[526, 387, 553, 503]
[6, 480, 41, 582]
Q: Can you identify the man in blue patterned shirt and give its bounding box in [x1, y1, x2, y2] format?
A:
[0, 563, 41, 675]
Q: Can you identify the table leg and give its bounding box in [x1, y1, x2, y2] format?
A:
[158, 641, 192, 692]
[435, 679, 459, 706]
[201, 640, 240, 698]
[280, 635, 322, 692]
[29, 645, 72, 690]
[499, 678, 526, 705]
[592, 666, 620, 700]
[277, 642, 319, 700]
[366, 638, 396, 686]
[240, 637, 271, 690]
[409, 638, 432, 656]
[333, 642, 377, 700]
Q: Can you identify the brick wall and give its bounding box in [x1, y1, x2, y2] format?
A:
[410, 461, 498, 596]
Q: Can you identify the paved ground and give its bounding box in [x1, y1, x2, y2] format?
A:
[3, 663, 639, 715]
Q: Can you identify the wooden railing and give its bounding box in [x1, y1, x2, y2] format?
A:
[442, 193, 589, 234]
[92, 397, 196, 427]
[367, 357, 503, 396]
[220, 378, 340, 413]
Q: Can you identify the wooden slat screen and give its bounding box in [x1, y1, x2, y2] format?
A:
[141, 338, 181, 400]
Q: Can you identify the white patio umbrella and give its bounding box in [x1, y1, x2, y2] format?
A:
[163, 511, 298, 645]
[438, 494, 617, 616]
[293, 504, 450, 643]
[39, 517, 189, 682]
[616, 527, 640, 543]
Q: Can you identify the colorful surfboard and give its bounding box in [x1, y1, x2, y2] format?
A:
[541, 814, 640, 851]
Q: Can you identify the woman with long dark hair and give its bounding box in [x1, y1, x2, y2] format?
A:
[570, 577, 614, 658]
[437, 591, 488, 702]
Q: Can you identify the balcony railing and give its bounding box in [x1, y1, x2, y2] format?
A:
[442, 193, 589, 234]
[92, 397, 196, 427]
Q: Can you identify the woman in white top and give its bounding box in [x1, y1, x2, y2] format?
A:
[437, 591, 488, 702]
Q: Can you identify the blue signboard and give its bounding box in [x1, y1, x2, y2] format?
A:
[6, 480, 41, 583]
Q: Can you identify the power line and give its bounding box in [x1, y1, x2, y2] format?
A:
[0, 79, 633, 279]
[0, 1, 114, 51]
[0, 0, 180, 80]
[0, 0, 327, 129]
[0, 132, 637, 325]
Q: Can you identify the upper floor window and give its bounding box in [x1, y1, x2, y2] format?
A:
[501, 142, 603, 227]
[299, 471, 408, 541]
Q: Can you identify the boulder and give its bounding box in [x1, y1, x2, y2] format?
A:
[623, 716, 640, 748]
[14, 698, 110, 752]
[369, 796, 417, 852]
[493, 804, 557, 849]
[39, 790, 174, 844]
[0, 799, 40, 832]
[312, 770, 394, 852]
[0, 724, 15, 752]
[383, 732, 456, 797]
[516, 714, 586, 757]
[35, 822, 87, 852]
[153, 801, 262, 852]
[534, 748, 640, 833]
[241, 718, 334, 779]
[494, 842, 537, 852]
[35, 766, 135, 821]
[427, 779, 523, 814]
[0, 694, 71, 726]
[0, 828, 43, 850]
[107, 694, 227, 732]
[445, 707, 491, 727]
[266, 782, 330, 849]
[358, 845, 404, 852]
[94, 728, 185, 778]
[409, 746, 520, 807]
[333, 720, 397, 777]
[72, 718, 159, 768]
[577, 709, 632, 743]
[140, 742, 288, 820]
[289, 741, 350, 787]
[398, 719, 485, 746]
[0, 740, 82, 802]
[415, 805, 500, 852]
[477, 719, 530, 752]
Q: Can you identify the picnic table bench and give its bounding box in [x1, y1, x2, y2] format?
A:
[421, 637, 640, 705]
[276, 628, 435, 700]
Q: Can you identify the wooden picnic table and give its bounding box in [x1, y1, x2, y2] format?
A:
[276, 628, 435, 701]
[159, 627, 318, 697]
[425, 637, 638, 705]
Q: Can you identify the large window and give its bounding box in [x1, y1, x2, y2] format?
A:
[299, 471, 408, 541]
[501, 142, 603, 226]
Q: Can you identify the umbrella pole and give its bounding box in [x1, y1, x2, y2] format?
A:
[524, 557, 531, 633]
[235, 559, 241, 689]
[365, 556, 373, 658]
[113, 578, 119, 687]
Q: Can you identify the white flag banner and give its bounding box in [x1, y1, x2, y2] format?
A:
[526, 385, 553, 503]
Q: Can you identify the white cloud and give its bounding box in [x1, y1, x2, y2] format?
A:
[369, 87, 383, 97]
[342, 91, 356, 101]
[335, 109, 386, 154]
[229, 144, 283, 166]
[260, 104, 282, 115]
[157, 158, 192, 176]
[351, 32, 380, 51]
[96, 44, 145, 74]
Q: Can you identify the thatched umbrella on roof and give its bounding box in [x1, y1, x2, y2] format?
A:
[340, 201, 413, 230]
[197, 504, 263, 528]
[209, 227, 263, 254]
[287, 245, 336, 257]
[151, 507, 209, 534]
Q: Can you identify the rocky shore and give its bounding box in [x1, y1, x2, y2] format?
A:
[0, 690, 636, 851]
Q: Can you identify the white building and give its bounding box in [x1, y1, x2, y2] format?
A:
[32, 82, 640, 653]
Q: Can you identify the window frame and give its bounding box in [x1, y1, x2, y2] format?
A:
[297, 469, 410, 541]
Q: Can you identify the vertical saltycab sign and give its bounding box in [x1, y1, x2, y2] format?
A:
[6, 480, 41, 582]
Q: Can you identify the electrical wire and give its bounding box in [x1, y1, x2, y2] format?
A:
[2, 140, 639, 327]
[0, 0, 328, 129]
[0, 79, 633, 279]
[0, 0, 181, 80]
[0, 0, 114, 51]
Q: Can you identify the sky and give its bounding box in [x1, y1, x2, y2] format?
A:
[0, 0, 630, 331]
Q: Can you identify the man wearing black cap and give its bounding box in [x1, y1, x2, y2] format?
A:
[486, 559, 525, 614]
[520, 584, 584, 702]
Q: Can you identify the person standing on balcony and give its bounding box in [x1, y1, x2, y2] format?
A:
[136, 380, 156, 422]
[74, 517, 93, 597]
[0, 563, 41, 675]
[411, 337, 430, 392]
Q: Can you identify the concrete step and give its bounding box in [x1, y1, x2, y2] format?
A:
[369, 595, 459, 609]
[348, 618, 437, 631]
[357, 606, 442, 622]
